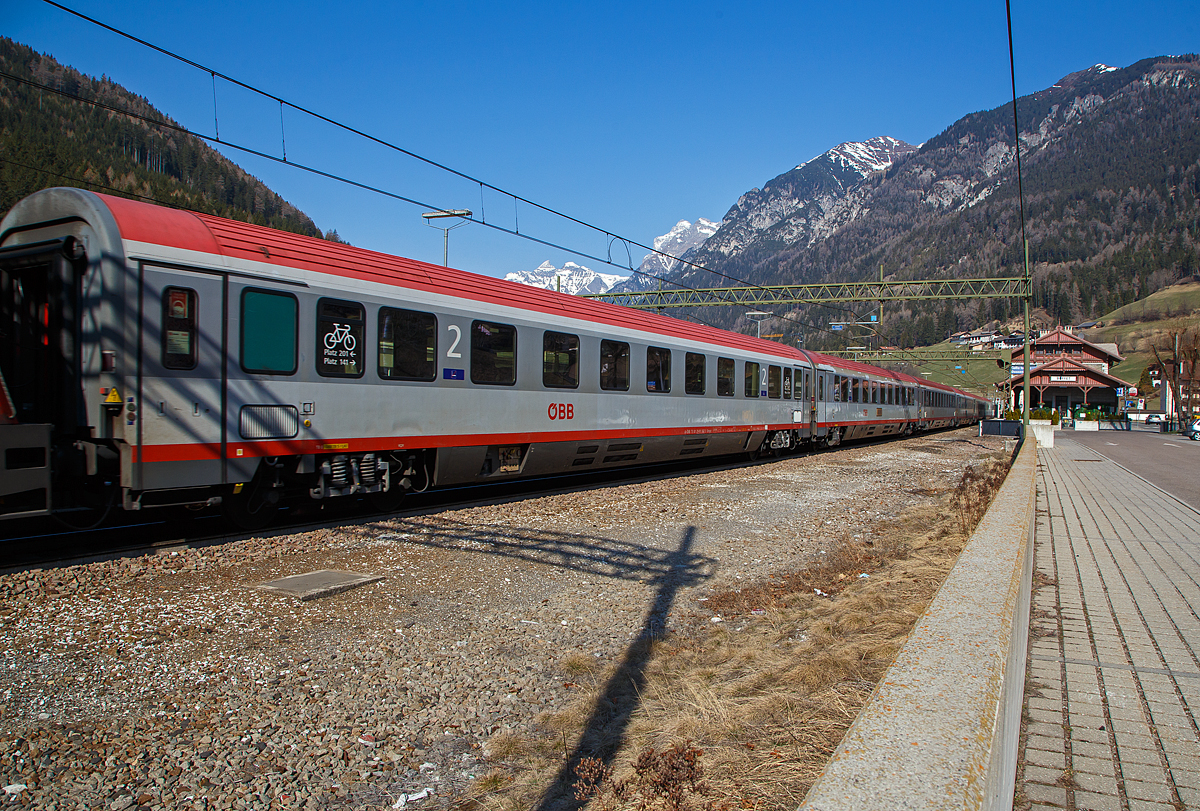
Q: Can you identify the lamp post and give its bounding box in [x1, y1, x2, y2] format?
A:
[746, 311, 770, 339]
[421, 209, 473, 266]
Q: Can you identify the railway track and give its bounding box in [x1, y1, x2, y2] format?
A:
[1, 449, 782, 572]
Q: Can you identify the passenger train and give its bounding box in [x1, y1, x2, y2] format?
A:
[0, 188, 988, 528]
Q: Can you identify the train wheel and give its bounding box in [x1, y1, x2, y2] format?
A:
[223, 483, 280, 531]
[368, 484, 406, 513]
[824, 427, 842, 448]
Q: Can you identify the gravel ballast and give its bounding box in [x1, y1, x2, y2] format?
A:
[0, 430, 1006, 809]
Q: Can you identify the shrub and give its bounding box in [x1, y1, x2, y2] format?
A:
[1030, 408, 1060, 424]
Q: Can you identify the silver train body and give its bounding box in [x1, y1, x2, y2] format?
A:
[0, 189, 987, 526]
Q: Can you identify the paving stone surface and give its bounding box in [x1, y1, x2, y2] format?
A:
[1016, 437, 1200, 810]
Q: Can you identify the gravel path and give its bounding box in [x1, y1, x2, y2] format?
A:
[0, 430, 1006, 809]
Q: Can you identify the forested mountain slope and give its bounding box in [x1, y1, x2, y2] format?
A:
[0, 37, 325, 238]
[670, 57, 1200, 349]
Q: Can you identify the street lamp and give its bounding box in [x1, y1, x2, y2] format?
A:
[421, 209, 473, 266]
[746, 311, 770, 339]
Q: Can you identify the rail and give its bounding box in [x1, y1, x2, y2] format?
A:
[798, 437, 1038, 811]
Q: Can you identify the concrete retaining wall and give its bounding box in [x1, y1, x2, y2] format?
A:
[1029, 421, 1054, 447]
[798, 438, 1038, 811]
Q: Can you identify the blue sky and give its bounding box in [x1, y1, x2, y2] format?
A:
[5, 0, 1198, 279]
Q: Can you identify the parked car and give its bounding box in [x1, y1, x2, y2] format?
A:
[1146, 414, 1164, 424]
[1186, 418, 1200, 441]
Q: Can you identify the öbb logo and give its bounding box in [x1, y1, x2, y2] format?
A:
[547, 403, 574, 420]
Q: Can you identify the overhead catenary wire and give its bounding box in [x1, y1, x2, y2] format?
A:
[34, 0, 817, 297]
[1, 67, 852, 342]
[13, 2, 869, 343]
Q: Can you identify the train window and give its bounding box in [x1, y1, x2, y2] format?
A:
[871, 381, 878, 404]
[832, 374, 840, 402]
[818, 374, 825, 401]
[717, 357, 735, 396]
[685, 352, 705, 395]
[600, 340, 630, 391]
[543, 331, 579, 388]
[471, 320, 517, 385]
[767, 365, 781, 398]
[240, 288, 297, 375]
[744, 362, 760, 397]
[162, 287, 198, 370]
[378, 307, 436, 381]
[316, 297, 365, 378]
[646, 346, 671, 392]
[783, 368, 792, 399]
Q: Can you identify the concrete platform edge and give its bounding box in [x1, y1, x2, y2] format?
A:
[798, 438, 1038, 811]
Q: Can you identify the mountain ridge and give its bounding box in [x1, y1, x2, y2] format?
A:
[657, 55, 1200, 349]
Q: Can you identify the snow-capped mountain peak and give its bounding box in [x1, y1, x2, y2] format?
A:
[639, 218, 722, 276]
[795, 135, 917, 174]
[504, 261, 627, 295]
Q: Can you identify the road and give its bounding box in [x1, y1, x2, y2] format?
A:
[1054, 422, 1200, 511]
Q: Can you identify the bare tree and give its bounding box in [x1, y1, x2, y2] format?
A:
[1150, 326, 1200, 427]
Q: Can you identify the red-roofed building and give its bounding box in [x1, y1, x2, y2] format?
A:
[1002, 327, 1127, 412]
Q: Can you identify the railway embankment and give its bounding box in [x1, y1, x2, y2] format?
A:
[799, 437, 1037, 811]
[0, 430, 1010, 810]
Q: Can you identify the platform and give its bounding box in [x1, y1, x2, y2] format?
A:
[1018, 437, 1200, 810]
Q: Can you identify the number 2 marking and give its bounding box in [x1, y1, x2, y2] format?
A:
[446, 324, 462, 358]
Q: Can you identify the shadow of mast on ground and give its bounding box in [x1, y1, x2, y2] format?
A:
[534, 525, 703, 811]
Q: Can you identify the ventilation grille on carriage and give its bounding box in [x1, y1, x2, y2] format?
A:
[239, 405, 300, 439]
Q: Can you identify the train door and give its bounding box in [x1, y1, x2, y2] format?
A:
[137, 264, 225, 492]
[0, 239, 84, 517]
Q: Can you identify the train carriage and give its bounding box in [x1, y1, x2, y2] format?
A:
[0, 188, 987, 528]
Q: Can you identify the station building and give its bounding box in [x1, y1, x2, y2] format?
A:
[1001, 327, 1126, 413]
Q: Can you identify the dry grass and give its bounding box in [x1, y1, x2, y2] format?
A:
[468, 456, 1012, 811]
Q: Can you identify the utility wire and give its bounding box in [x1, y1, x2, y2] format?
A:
[11, 4, 856, 342]
[2, 69, 852, 342]
[39, 0, 759, 291]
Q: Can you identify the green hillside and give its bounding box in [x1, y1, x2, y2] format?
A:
[1078, 280, 1200, 407]
[0, 37, 327, 237]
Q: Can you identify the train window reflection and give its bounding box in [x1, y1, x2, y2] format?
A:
[717, 357, 735, 396]
[543, 331, 579, 388]
[646, 346, 671, 392]
[745, 362, 760, 397]
[471, 320, 517, 385]
[685, 352, 705, 395]
[767, 365, 781, 399]
[600, 340, 630, 391]
[378, 307, 436, 381]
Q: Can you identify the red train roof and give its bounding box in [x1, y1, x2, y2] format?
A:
[95, 192, 985, 401]
[98, 193, 801, 360]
